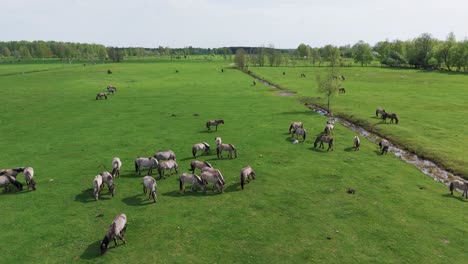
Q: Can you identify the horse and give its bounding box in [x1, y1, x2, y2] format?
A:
[324, 121, 335, 135]
[93, 175, 103, 201]
[289, 121, 303, 135]
[215, 137, 222, 146]
[341, 75, 346, 80]
[143, 176, 157, 203]
[353, 136, 360, 150]
[135, 157, 159, 175]
[314, 135, 334, 151]
[0, 167, 25, 178]
[101, 171, 115, 197]
[449, 180, 468, 198]
[216, 143, 238, 159]
[382, 112, 399, 124]
[240, 165, 256, 190]
[206, 119, 224, 131]
[100, 213, 127, 255]
[375, 108, 386, 118]
[157, 160, 179, 179]
[179, 173, 205, 193]
[379, 139, 390, 155]
[96, 92, 107, 100]
[201, 167, 225, 186]
[23, 167, 36, 190]
[107, 86, 117, 94]
[111, 157, 122, 178]
[189, 160, 213, 173]
[0, 174, 23, 192]
[192, 142, 210, 158]
[338, 87, 346, 93]
[154, 150, 176, 161]
[200, 171, 224, 193]
[291, 127, 306, 141]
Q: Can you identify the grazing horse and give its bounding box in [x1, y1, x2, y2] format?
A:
[449, 180, 468, 198]
[0, 167, 25, 179]
[23, 167, 36, 190]
[291, 127, 306, 141]
[96, 93, 107, 100]
[314, 135, 334, 151]
[100, 213, 127, 255]
[382, 112, 399, 124]
[93, 175, 103, 201]
[215, 137, 222, 146]
[101, 171, 115, 197]
[111, 157, 122, 178]
[0, 174, 23, 192]
[206, 119, 224, 131]
[107, 86, 117, 94]
[289, 121, 303, 135]
[135, 157, 159, 175]
[200, 171, 224, 193]
[192, 142, 210, 158]
[240, 165, 256, 190]
[157, 160, 179, 179]
[143, 176, 157, 203]
[353, 136, 360, 150]
[379, 139, 390, 155]
[338, 87, 346, 93]
[179, 173, 205, 193]
[217, 143, 238, 159]
[201, 167, 225, 186]
[375, 108, 386, 118]
[154, 150, 176, 161]
[189, 160, 213, 173]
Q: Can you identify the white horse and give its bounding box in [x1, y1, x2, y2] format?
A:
[179, 173, 205, 193]
[201, 167, 225, 187]
[216, 143, 238, 159]
[353, 136, 360, 151]
[200, 171, 224, 193]
[111, 157, 122, 178]
[189, 160, 213, 173]
[93, 174, 103, 201]
[101, 171, 115, 197]
[449, 180, 468, 198]
[240, 165, 256, 190]
[215, 137, 222, 146]
[135, 157, 159, 175]
[154, 150, 176, 161]
[324, 121, 334, 135]
[0, 174, 23, 192]
[143, 176, 157, 203]
[100, 213, 127, 255]
[23, 167, 36, 190]
[157, 160, 179, 179]
[289, 121, 303, 135]
[192, 142, 210, 158]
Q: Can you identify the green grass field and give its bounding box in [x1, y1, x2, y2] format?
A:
[0, 61, 467, 263]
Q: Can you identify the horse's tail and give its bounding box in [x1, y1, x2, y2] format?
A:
[303, 130, 306, 140]
[134, 160, 138, 173]
[289, 124, 293, 133]
[179, 178, 183, 192]
[230, 144, 238, 158]
[449, 181, 455, 195]
[192, 146, 197, 158]
[206, 122, 210, 129]
[375, 109, 378, 117]
[240, 173, 245, 190]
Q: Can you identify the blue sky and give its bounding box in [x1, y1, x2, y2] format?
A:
[2, 0, 467, 48]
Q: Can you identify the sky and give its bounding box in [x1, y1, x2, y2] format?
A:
[2, 0, 468, 49]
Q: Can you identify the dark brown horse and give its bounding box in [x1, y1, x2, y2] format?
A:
[382, 112, 399, 124]
[206, 119, 224, 131]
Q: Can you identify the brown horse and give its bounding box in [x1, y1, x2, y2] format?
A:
[449, 180, 468, 198]
[382, 112, 399, 124]
[314, 135, 334, 151]
[206, 119, 224, 131]
[375, 108, 386, 117]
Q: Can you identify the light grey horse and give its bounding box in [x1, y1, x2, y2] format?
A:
[179, 173, 205, 193]
[353, 136, 360, 151]
[135, 157, 159, 175]
[200, 171, 224, 193]
[93, 174, 103, 201]
[0, 174, 23, 192]
[215, 137, 222, 146]
[154, 150, 176, 161]
[289, 121, 303, 134]
[291, 127, 306, 141]
[192, 142, 210, 158]
[111, 157, 122, 178]
[23, 167, 36, 190]
[157, 160, 179, 179]
[240, 165, 256, 190]
[101, 171, 115, 197]
[143, 176, 157, 203]
[100, 213, 127, 255]
[216, 143, 238, 159]
[189, 160, 213, 173]
[201, 167, 225, 186]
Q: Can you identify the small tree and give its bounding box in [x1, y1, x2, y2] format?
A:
[234, 48, 246, 69]
[316, 66, 341, 113]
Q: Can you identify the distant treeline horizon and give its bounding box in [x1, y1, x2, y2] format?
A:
[1, 32, 467, 71]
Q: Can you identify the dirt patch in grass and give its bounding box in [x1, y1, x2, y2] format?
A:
[277, 91, 296, 96]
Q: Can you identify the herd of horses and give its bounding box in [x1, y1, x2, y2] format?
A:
[96, 85, 117, 100]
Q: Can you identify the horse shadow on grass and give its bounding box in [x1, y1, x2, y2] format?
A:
[224, 182, 242, 193]
[441, 193, 467, 202]
[74, 188, 112, 203]
[80, 240, 101, 260]
[344, 147, 355, 152]
[122, 194, 156, 206]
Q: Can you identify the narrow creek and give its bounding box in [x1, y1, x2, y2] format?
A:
[248, 72, 467, 193]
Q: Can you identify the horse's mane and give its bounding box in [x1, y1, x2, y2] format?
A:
[204, 161, 213, 168]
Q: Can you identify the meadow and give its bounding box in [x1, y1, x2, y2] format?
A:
[0, 59, 467, 263]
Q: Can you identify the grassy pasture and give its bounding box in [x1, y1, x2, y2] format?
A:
[0, 61, 467, 263]
[250, 66, 468, 178]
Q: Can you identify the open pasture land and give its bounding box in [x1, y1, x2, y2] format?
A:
[250, 66, 468, 178]
[0, 61, 467, 263]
